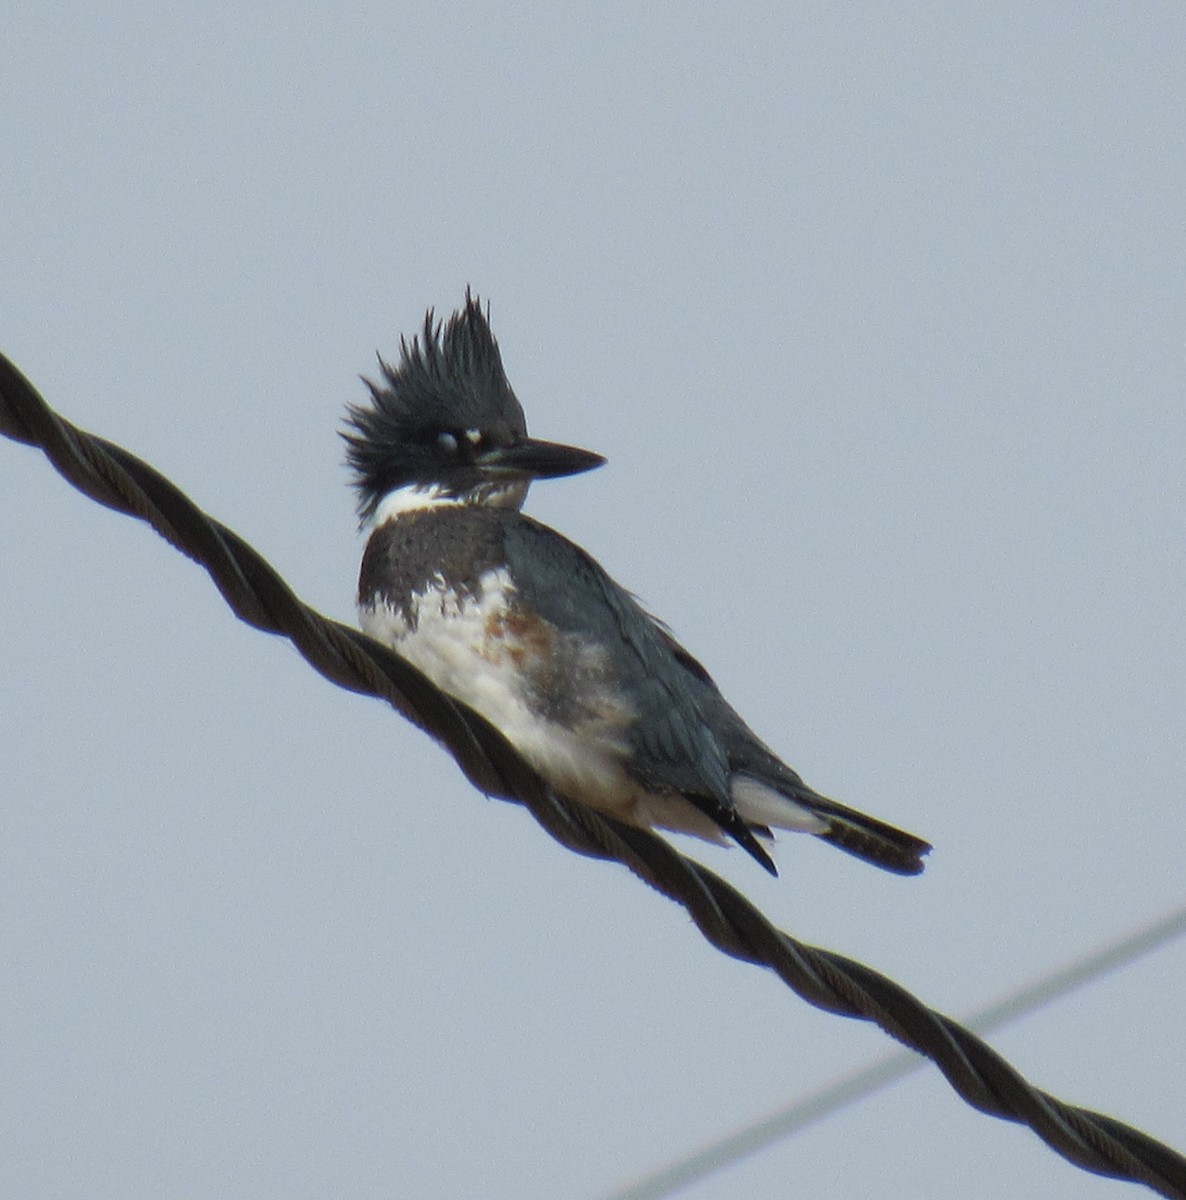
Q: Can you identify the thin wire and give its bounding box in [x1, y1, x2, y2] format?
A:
[3, 350, 1185, 1199]
[609, 903, 1186, 1200]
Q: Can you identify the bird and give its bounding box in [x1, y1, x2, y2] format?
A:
[342, 292, 931, 877]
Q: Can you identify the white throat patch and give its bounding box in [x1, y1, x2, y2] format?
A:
[366, 483, 462, 532]
[366, 480, 526, 533]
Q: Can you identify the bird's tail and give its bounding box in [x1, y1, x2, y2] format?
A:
[809, 797, 931, 876]
[731, 771, 931, 876]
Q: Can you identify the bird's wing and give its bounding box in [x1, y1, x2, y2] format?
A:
[502, 516, 928, 878]
[502, 515, 735, 804]
[504, 516, 779, 871]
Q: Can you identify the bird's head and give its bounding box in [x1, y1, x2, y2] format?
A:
[343, 291, 605, 523]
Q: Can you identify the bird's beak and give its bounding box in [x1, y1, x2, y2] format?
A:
[476, 437, 606, 481]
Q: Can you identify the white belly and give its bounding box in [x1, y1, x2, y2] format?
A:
[360, 572, 637, 803]
[360, 572, 735, 843]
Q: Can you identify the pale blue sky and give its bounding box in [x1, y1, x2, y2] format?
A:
[3, 5, 1184, 1198]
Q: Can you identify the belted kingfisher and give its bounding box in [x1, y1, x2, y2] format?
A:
[343, 293, 930, 877]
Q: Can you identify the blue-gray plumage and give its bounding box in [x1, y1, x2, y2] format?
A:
[344, 292, 931, 877]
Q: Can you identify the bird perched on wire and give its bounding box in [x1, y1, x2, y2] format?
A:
[343, 293, 930, 876]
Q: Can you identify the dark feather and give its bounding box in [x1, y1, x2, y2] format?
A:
[341, 290, 527, 518]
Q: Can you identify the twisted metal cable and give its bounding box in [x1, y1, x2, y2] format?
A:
[611, 904, 1186, 1199]
[2, 349, 1183, 1198]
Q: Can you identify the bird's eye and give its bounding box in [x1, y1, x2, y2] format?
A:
[437, 431, 459, 453]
